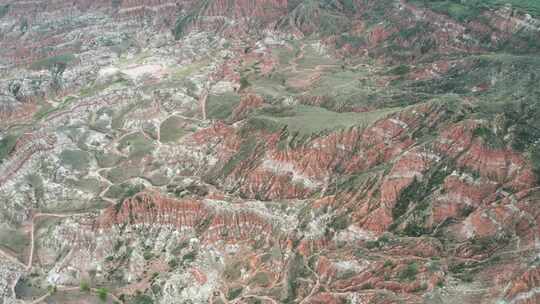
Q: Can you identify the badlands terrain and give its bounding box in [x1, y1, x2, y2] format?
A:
[0, 0, 540, 303]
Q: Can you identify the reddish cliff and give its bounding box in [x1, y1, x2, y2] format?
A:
[96, 192, 278, 244]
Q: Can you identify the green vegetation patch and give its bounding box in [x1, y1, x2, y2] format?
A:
[96, 287, 108, 302]
[462, 55, 540, 161]
[206, 92, 241, 120]
[105, 165, 141, 184]
[414, 56, 540, 137]
[0, 4, 9, 19]
[170, 59, 210, 80]
[118, 132, 156, 158]
[104, 182, 145, 201]
[143, 250, 154, 260]
[399, 262, 419, 281]
[109, 39, 133, 56]
[59, 149, 90, 171]
[95, 151, 125, 168]
[285, 0, 352, 36]
[133, 294, 154, 304]
[256, 105, 399, 135]
[227, 287, 243, 300]
[34, 96, 79, 121]
[160, 116, 188, 143]
[251, 74, 290, 99]
[33, 103, 55, 121]
[223, 260, 244, 281]
[79, 281, 90, 292]
[0, 134, 19, 163]
[29, 53, 76, 71]
[387, 64, 411, 76]
[239, 116, 284, 136]
[0, 226, 29, 254]
[25, 174, 45, 203]
[428, 1, 481, 22]
[273, 46, 297, 66]
[472, 126, 505, 149]
[79, 78, 128, 98]
[249, 272, 271, 286]
[336, 34, 366, 49]
[391, 162, 452, 236]
[219, 136, 259, 178]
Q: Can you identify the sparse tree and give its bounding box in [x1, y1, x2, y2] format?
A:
[80, 281, 90, 292]
[96, 288, 108, 302]
[50, 62, 66, 93]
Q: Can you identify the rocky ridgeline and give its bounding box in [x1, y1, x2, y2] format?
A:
[116, 0, 179, 25]
[43, 92, 134, 126]
[206, 103, 438, 201]
[174, 101, 540, 303]
[197, 0, 287, 21]
[187, 100, 537, 242]
[96, 192, 284, 245]
[0, 132, 56, 188]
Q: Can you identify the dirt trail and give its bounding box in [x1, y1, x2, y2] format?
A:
[26, 212, 89, 271]
[0, 212, 90, 271]
[200, 89, 208, 121]
[95, 168, 115, 205]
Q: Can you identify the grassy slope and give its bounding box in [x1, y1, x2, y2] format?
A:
[0, 134, 19, 163]
[257, 105, 400, 135]
[160, 116, 188, 143]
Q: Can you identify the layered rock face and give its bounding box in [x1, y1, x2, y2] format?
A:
[97, 192, 280, 244]
[0, 0, 540, 304]
[0, 132, 57, 190]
